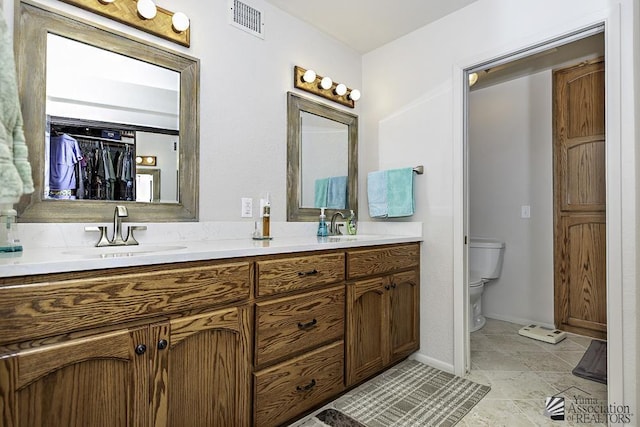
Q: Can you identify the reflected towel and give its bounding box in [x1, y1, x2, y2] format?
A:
[314, 178, 329, 208]
[387, 167, 414, 217]
[327, 176, 347, 209]
[367, 170, 388, 218]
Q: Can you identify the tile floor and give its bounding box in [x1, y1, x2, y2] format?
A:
[460, 318, 607, 426]
[292, 318, 608, 426]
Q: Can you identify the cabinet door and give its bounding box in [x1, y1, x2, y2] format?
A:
[151, 306, 251, 427]
[389, 270, 420, 362]
[0, 327, 148, 427]
[345, 277, 388, 387]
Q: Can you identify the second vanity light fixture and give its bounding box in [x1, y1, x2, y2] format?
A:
[58, 0, 191, 47]
[294, 66, 361, 108]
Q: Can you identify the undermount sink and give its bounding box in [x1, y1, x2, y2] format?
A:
[62, 245, 187, 259]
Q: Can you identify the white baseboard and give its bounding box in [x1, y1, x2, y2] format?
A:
[409, 352, 455, 374]
[484, 313, 555, 330]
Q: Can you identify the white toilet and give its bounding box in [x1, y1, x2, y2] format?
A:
[469, 237, 505, 332]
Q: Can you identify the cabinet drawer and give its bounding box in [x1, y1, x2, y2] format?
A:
[347, 243, 419, 279]
[256, 253, 345, 296]
[255, 286, 344, 368]
[254, 341, 344, 427]
[0, 261, 251, 345]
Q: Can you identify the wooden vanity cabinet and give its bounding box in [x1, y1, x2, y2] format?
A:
[345, 244, 420, 387]
[0, 260, 252, 427]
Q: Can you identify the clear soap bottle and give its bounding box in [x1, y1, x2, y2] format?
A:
[0, 209, 22, 252]
[317, 208, 328, 237]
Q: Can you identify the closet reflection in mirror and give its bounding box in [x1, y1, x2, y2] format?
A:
[45, 34, 179, 203]
[300, 111, 349, 208]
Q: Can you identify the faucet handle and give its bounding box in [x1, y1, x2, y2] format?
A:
[85, 226, 110, 247]
[124, 225, 147, 245]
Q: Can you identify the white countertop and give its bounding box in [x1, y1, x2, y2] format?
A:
[0, 230, 422, 278]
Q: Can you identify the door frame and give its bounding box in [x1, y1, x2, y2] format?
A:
[452, 5, 628, 407]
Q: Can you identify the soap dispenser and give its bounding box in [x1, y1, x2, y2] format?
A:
[0, 209, 22, 252]
[347, 210, 357, 235]
[317, 208, 328, 237]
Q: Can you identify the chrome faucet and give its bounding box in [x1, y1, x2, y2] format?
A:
[329, 211, 345, 235]
[85, 205, 147, 247]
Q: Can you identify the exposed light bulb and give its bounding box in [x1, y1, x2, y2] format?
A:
[348, 89, 361, 101]
[137, 0, 157, 19]
[172, 12, 190, 32]
[335, 83, 347, 96]
[99, 0, 116, 4]
[468, 72, 478, 87]
[302, 69, 316, 83]
[320, 76, 333, 90]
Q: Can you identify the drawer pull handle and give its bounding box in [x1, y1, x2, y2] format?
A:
[297, 318, 318, 330]
[296, 379, 316, 392]
[157, 339, 168, 350]
[134, 344, 147, 355]
[391, 283, 397, 289]
[297, 269, 318, 277]
[384, 285, 391, 291]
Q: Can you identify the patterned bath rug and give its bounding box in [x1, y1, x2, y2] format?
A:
[572, 339, 607, 384]
[333, 360, 490, 427]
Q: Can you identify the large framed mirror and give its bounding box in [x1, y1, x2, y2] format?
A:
[287, 92, 357, 222]
[15, 0, 199, 222]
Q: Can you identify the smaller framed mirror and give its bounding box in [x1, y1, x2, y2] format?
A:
[287, 92, 358, 221]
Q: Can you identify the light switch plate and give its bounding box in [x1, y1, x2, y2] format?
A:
[521, 205, 531, 219]
[241, 198, 253, 218]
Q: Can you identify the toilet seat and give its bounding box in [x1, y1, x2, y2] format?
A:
[469, 272, 485, 288]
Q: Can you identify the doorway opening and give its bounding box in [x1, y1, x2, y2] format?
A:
[462, 27, 606, 396]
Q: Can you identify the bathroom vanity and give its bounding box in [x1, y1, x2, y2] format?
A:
[0, 235, 420, 427]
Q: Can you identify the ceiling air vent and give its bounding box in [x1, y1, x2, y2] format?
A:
[229, 0, 264, 39]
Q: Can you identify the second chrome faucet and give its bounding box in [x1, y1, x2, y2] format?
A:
[86, 205, 147, 247]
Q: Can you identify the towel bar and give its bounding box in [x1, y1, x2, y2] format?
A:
[413, 166, 424, 175]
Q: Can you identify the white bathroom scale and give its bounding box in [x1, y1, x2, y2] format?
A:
[518, 324, 567, 344]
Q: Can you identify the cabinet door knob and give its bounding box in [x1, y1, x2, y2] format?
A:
[297, 269, 318, 277]
[297, 319, 318, 330]
[296, 379, 316, 392]
[384, 285, 391, 291]
[391, 283, 397, 289]
[134, 344, 147, 355]
[157, 339, 168, 350]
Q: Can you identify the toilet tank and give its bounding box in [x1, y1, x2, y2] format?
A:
[469, 237, 505, 279]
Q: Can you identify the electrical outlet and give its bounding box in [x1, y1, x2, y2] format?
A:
[241, 198, 253, 218]
[521, 205, 531, 219]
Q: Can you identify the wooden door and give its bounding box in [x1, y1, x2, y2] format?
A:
[553, 58, 607, 339]
[0, 327, 148, 427]
[389, 270, 420, 362]
[151, 306, 252, 427]
[345, 277, 388, 387]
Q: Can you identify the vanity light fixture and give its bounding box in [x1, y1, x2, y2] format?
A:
[137, 0, 157, 20]
[57, 0, 191, 47]
[136, 155, 157, 166]
[293, 65, 360, 108]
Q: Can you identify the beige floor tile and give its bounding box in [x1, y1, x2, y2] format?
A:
[458, 399, 536, 426]
[477, 370, 559, 400]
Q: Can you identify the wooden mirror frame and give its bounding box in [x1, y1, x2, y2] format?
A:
[15, 0, 199, 222]
[286, 92, 358, 222]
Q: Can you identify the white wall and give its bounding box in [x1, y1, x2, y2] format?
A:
[469, 70, 554, 327]
[7, 0, 362, 222]
[362, 0, 637, 413]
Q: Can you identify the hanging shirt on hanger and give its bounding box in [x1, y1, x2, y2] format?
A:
[49, 133, 82, 199]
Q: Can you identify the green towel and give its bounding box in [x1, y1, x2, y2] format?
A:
[387, 167, 414, 217]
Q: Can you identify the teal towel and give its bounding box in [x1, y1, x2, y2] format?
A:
[387, 167, 414, 217]
[314, 178, 329, 208]
[327, 176, 347, 209]
[367, 170, 388, 218]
